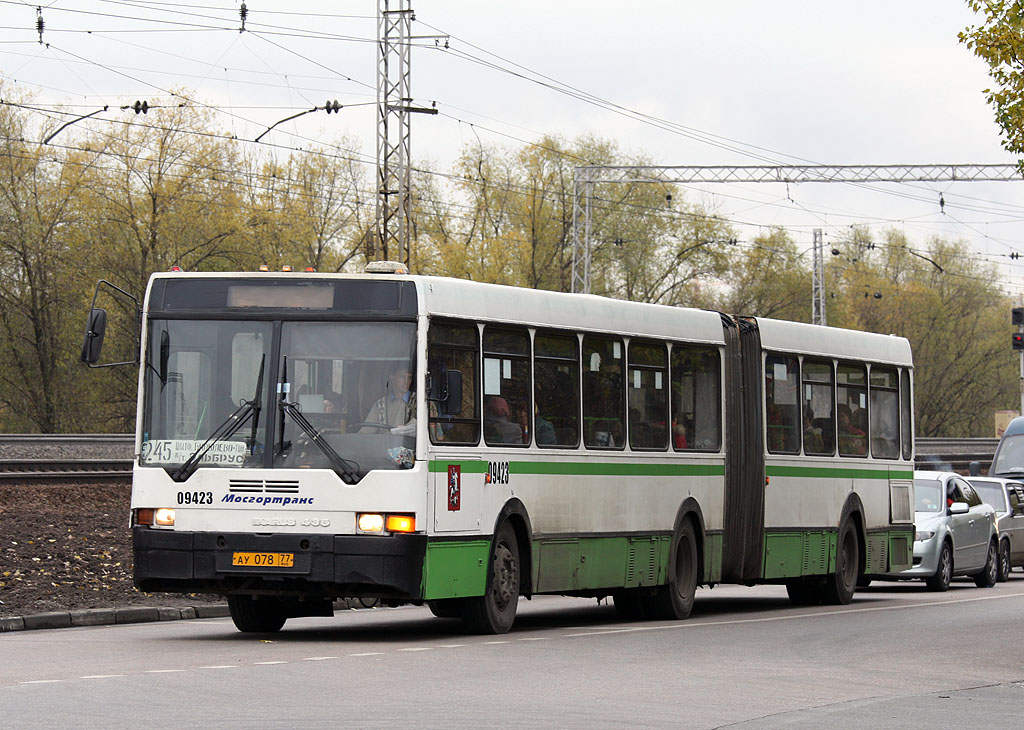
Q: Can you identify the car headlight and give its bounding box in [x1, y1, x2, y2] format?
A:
[914, 530, 935, 542]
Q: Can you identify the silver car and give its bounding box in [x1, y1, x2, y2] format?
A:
[887, 470, 998, 591]
[968, 476, 1024, 582]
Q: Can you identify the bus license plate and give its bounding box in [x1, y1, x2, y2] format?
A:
[231, 551, 294, 568]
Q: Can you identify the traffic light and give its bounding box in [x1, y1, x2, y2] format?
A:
[1014, 332, 1024, 351]
[1014, 307, 1024, 326]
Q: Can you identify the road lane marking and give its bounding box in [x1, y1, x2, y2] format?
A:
[302, 656, 338, 661]
[398, 647, 432, 652]
[199, 665, 240, 669]
[564, 590, 1024, 637]
[81, 674, 126, 679]
[348, 652, 384, 656]
[145, 670, 186, 673]
[254, 661, 288, 665]
[19, 680, 62, 684]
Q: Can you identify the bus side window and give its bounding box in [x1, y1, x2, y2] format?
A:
[534, 331, 580, 448]
[427, 321, 480, 445]
[670, 344, 721, 451]
[765, 354, 800, 455]
[582, 335, 625, 449]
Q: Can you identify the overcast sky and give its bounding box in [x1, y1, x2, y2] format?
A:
[2, 1, 1023, 292]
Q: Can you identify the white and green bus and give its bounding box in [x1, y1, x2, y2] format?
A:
[82, 265, 915, 633]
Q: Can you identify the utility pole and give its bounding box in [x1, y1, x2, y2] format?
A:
[812, 228, 826, 326]
[570, 163, 1022, 294]
[375, 0, 438, 266]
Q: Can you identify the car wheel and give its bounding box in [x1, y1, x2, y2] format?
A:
[974, 539, 998, 588]
[926, 542, 952, 592]
[997, 540, 1012, 583]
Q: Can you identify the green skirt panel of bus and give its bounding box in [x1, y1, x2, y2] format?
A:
[761, 525, 914, 580]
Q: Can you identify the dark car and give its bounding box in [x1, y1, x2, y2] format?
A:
[968, 476, 1024, 581]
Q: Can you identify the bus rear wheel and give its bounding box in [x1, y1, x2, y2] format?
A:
[227, 595, 287, 633]
[822, 517, 859, 605]
[462, 521, 520, 634]
[647, 519, 698, 620]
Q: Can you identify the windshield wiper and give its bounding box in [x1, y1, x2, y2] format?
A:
[278, 400, 362, 484]
[170, 355, 265, 483]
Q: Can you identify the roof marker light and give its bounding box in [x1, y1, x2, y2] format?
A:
[282, 265, 293, 272]
[258, 264, 270, 272]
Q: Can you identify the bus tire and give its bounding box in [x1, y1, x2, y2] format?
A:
[461, 521, 520, 634]
[648, 518, 698, 620]
[822, 517, 859, 605]
[427, 599, 463, 619]
[227, 595, 287, 633]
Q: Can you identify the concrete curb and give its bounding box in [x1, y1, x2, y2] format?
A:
[0, 599, 371, 632]
[0, 604, 231, 632]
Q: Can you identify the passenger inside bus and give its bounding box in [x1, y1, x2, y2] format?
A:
[484, 395, 523, 444]
[837, 404, 866, 455]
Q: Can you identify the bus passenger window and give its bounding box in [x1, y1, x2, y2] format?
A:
[870, 366, 899, 459]
[583, 335, 625, 449]
[670, 345, 721, 451]
[427, 322, 479, 445]
[534, 332, 580, 448]
[483, 327, 530, 446]
[765, 354, 800, 454]
[837, 363, 868, 456]
[628, 341, 668, 450]
[802, 360, 834, 456]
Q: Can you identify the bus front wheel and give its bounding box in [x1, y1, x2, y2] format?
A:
[462, 521, 520, 634]
[227, 595, 287, 633]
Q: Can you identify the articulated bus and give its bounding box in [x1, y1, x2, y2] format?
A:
[82, 264, 915, 634]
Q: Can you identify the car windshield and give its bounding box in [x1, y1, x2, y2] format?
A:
[913, 479, 944, 513]
[992, 433, 1024, 476]
[970, 479, 1008, 514]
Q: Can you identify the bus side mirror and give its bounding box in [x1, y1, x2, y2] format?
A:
[81, 308, 107, 365]
[442, 370, 462, 416]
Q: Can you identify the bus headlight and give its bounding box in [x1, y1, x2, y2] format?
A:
[356, 513, 416, 534]
[154, 508, 175, 526]
[357, 513, 385, 533]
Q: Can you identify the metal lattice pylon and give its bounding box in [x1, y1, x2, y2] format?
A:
[375, 0, 413, 265]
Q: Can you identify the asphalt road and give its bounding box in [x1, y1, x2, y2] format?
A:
[3, 578, 1024, 730]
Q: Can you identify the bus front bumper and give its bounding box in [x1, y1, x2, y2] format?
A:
[133, 528, 427, 600]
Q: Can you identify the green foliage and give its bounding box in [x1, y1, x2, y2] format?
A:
[961, 1, 1024, 166]
[0, 90, 1016, 436]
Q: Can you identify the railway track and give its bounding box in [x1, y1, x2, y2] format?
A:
[0, 434, 1006, 482]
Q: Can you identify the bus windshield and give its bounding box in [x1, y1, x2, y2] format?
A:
[140, 319, 418, 479]
[273, 321, 417, 475]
